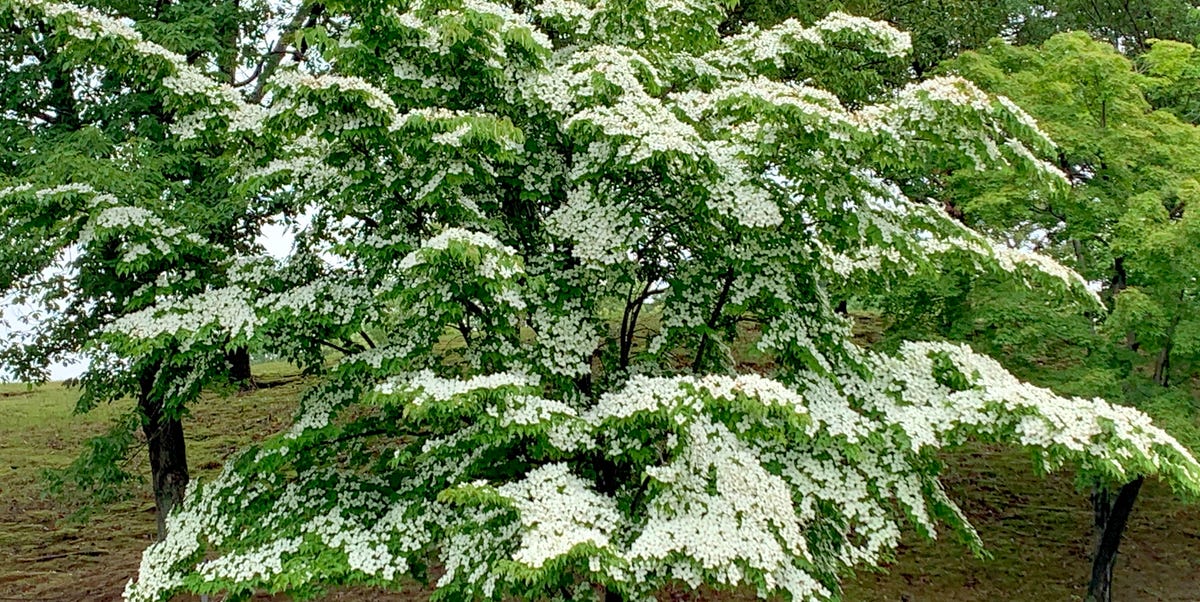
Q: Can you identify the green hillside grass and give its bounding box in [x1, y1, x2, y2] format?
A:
[2, 362, 1199, 601]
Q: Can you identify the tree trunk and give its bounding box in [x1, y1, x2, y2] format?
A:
[1105, 256, 1127, 307]
[1087, 477, 1144, 602]
[1152, 344, 1172, 388]
[138, 366, 190, 539]
[226, 346, 254, 389]
[1153, 309, 1181, 388]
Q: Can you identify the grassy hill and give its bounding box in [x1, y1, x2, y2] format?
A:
[2, 365, 1199, 601]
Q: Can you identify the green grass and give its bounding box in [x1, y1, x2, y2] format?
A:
[2, 353, 1200, 600]
[0, 372, 306, 600]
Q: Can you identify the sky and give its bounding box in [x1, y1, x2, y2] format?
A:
[0, 224, 296, 384]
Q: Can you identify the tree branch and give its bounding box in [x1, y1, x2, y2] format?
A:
[693, 268, 736, 373]
[318, 338, 355, 355]
[250, 2, 324, 104]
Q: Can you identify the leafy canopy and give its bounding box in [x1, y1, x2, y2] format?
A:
[2, 1, 1198, 602]
[936, 33, 1200, 400]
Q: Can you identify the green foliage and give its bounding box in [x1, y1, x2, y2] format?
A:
[877, 30, 1200, 454]
[730, 0, 1200, 83]
[1141, 38, 1200, 123]
[0, 0, 353, 511]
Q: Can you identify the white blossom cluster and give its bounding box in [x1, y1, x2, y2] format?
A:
[265, 277, 372, 327]
[437, 505, 517, 597]
[870, 342, 1200, 479]
[77, 203, 208, 268]
[124, 460, 435, 601]
[377, 370, 535, 403]
[625, 416, 828, 599]
[107, 285, 262, 345]
[16, 0, 249, 134]
[545, 183, 645, 265]
[242, 135, 353, 197]
[124, 465, 250, 602]
[813, 12, 912, 57]
[991, 243, 1103, 306]
[586, 373, 811, 426]
[493, 394, 579, 428]
[397, 228, 523, 280]
[286, 380, 360, 438]
[707, 12, 911, 73]
[529, 298, 599, 377]
[494, 464, 620, 569]
[530, 0, 600, 37]
[273, 70, 404, 134]
[196, 536, 302, 583]
[461, 0, 553, 51]
[704, 138, 783, 228]
[915, 210, 1102, 307]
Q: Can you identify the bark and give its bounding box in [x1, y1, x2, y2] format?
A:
[1152, 342, 1173, 388]
[226, 346, 254, 389]
[250, 2, 324, 103]
[619, 282, 652, 370]
[138, 365, 190, 539]
[1070, 239, 1087, 274]
[1153, 308, 1181, 388]
[1085, 253, 1149, 601]
[217, 0, 241, 84]
[1087, 477, 1144, 602]
[1105, 256, 1127, 306]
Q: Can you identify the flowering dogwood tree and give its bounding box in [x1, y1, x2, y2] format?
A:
[6, 1, 1200, 601]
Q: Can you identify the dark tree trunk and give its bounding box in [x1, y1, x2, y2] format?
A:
[138, 366, 190, 539]
[1105, 257, 1127, 306]
[1152, 344, 1172, 388]
[1153, 310, 1181, 388]
[1087, 477, 1144, 602]
[1084, 250, 1147, 601]
[693, 269, 736, 373]
[226, 346, 254, 389]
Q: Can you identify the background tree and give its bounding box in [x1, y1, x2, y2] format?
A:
[731, 0, 1200, 78]
[1140, 37, 1200, 123]
[0, 0, 329, 535]
[1045, 0, 1200, 52]
[872, 31, 1200, 601]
